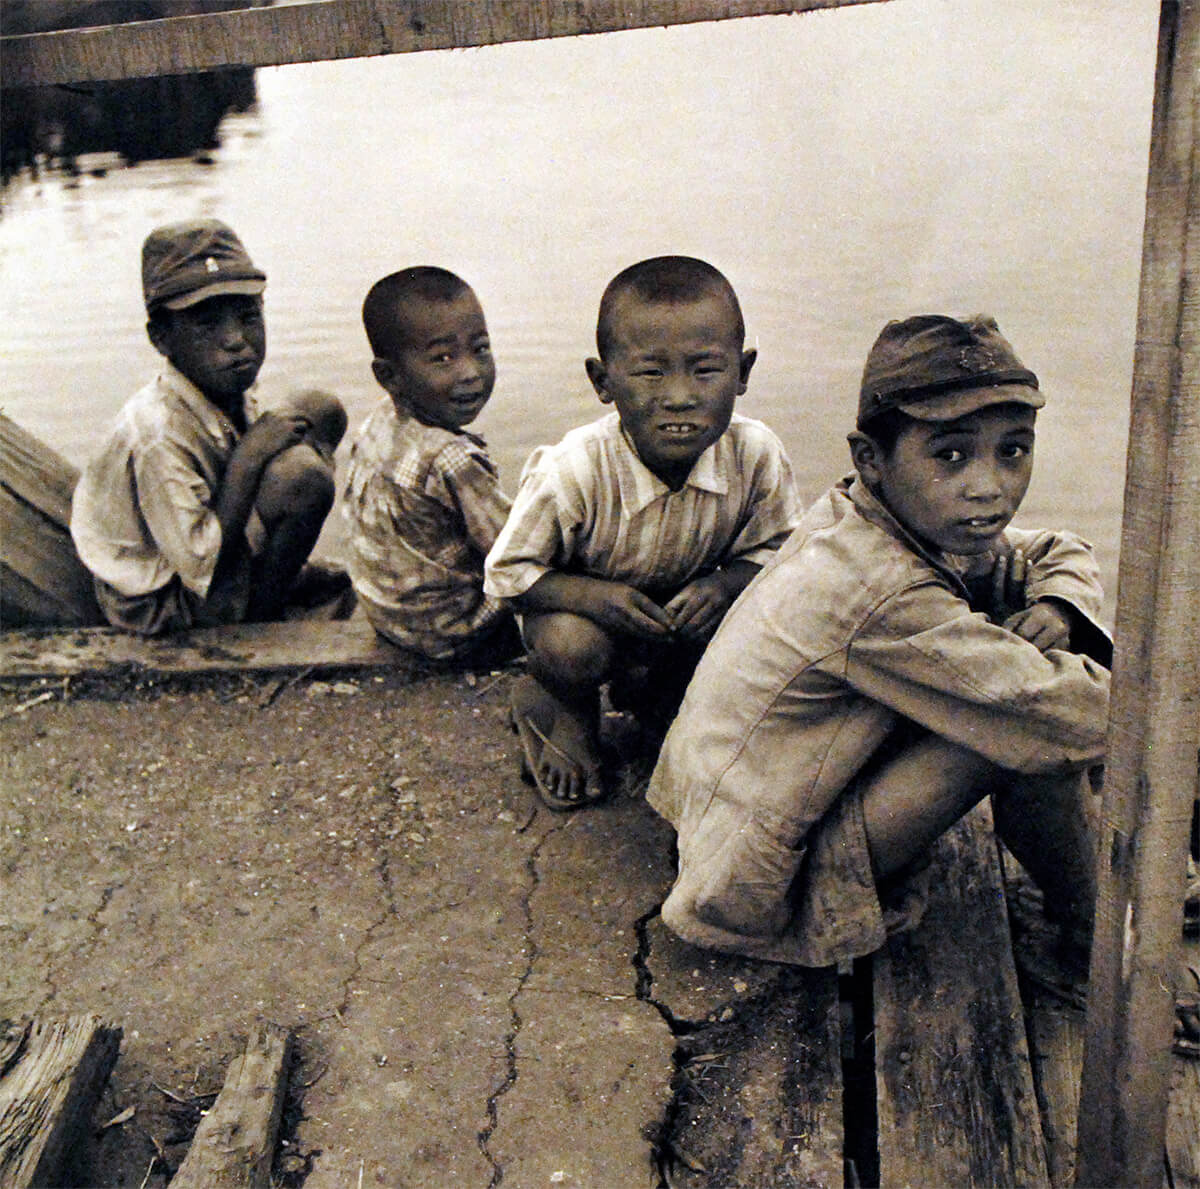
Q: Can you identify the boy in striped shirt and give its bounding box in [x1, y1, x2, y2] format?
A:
[484, 256, 801, 811]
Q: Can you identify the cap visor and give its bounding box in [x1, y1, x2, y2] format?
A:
[160, 278, 266, 310]
[898, 383, 1045, 422]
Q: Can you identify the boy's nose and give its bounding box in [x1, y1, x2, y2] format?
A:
[963, 463, 1003, 500]
[661, 377, 698, 408]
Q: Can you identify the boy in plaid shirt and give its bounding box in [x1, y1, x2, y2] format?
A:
[342, 267, 518, 665]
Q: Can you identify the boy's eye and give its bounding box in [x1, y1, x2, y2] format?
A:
[934, 448, 966, 464]
[1000, 442, 1032, 459]
[429, 352, 454, 364]
[474, 341, 492, 357]
[633, 368, 663, 378]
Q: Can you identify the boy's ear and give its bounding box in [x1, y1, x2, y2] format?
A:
[585, 357, 612, 403]
[847, 430, 882, 484]
[371, 357, 397, 391]
[737, 348, 757, 394]
[146, 316, 171, 360]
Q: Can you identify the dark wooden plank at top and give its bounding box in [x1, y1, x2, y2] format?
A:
[872, 801, 1049, 1187]
[1, 0, 893, 87]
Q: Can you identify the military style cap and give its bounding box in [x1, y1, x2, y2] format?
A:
[857, 314, 1043, 429]
[142, 218, 266, 312]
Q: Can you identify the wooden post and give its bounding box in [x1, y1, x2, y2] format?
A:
[1075, 2, 1200, 1185]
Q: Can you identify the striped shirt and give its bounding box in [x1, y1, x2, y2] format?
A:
[342, 397, 512, 660]
[483, 411, 801, 599]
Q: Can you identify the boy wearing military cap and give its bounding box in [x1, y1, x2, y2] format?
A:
[647, 314, 1112, 969]
[71, 218, 347, 633]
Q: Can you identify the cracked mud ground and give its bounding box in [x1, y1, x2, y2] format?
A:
[1, 667, 827, 1188]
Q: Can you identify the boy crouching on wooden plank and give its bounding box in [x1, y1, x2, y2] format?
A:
[341, 267, 520, 667]
[485, 256, 802, 812]
[647, 314, 1112, 971]
[70, 218, 347, 634]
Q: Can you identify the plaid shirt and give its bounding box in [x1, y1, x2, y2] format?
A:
[71, 363, 258, 599]
[342, 398, 511, 660]
[483, 412, 801, 599]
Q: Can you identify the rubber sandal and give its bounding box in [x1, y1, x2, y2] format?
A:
[508, 677, 605, 813]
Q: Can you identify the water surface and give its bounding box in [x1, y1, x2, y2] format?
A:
[0, 1, 1158, 621]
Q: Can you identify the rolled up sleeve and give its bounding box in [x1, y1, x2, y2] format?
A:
[845, 581, 1111, 774]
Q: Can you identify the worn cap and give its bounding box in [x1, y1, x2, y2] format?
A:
[142, 218, 266, 312]
[857, 314, 1043, 429]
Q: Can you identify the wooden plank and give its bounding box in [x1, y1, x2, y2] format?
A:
[1076, 2, 1200, 1183]
[1023, 992, 1083, 1189]
[873, 802, 1049, 1188]
[0, 414, 102, 629]
[0, 615, 408, 678]
[0, 0, 893, 87]
[0, 414, 78, 527]
[645, 919, 843, 1186]
[170, 1022, 293, 1189]
[0, 1014, 122, 1189]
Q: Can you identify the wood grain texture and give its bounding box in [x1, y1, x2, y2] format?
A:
[873, 803, 1048, 1188]
[0, 1015, 122, 1189]
[1077, 3, 1200, 1182]
[1, 0, 892, 87]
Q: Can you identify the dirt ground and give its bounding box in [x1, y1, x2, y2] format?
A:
[1, 662, 827, 1188]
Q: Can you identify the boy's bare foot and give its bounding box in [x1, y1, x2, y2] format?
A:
[510, 676, 605, 811]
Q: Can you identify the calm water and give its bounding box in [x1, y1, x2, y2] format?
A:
[0, 1, 1158, 622]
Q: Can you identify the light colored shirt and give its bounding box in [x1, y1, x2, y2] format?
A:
[647, 475, 1112, 968]
[483, 411, 800, 599]
[342, 398, 512, 660]
[70, 363, 256, 599]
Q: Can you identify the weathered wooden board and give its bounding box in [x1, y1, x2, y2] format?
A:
[872, 802, 1049, 1187]
[0, 413, 101, 629]
[0, 615, 406, 678]
[1, 0, 892, 87]
[170, 1022, 293, 1189]
[0, 1014, 122, 1189]
[1023, 993, 1083, 1189]
[648, 915, 844, 1187]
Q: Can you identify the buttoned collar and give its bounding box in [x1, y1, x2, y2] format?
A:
[613, 415, 730, 515]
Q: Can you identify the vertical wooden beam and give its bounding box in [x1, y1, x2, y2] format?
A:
[1076, 3, 1200, 1185]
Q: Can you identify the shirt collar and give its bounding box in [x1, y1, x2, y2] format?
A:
[392, 402, 488, 449]
[613, 418, 730, 514]
[846, 474, 984, 595]
[159, 361, 255, 438]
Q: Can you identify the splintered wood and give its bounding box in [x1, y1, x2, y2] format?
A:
[0, 1015, 122, 1189]
[170, 1022, 293, 1189]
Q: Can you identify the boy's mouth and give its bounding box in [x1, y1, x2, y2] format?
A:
[958, 514, 1007, 533]
[658, 421, 704, 437]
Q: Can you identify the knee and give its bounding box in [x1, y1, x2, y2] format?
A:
[525, 612, 613, 690]
[257, 446, 335, 526]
